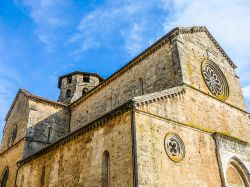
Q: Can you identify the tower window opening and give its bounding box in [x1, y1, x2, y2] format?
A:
[83, 76, 90, 83]
[66, 89, 71, 98]
[67, 76, 72, 84]
[82, 88, 89, 96]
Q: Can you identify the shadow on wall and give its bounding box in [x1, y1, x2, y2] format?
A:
[23, 109, 70, 159]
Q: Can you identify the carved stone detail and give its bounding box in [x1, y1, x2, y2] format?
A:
[214, 133, 247, 155]
[164, 133, 185, 163]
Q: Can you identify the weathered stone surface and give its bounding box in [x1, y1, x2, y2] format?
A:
[1, 26, 250, 187]
[16, 112, 133, 187]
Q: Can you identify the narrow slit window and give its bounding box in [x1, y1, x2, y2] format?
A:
[40, 166, 45, 187]
[102, 151, 110, 187]
[139, 78, 144, 95]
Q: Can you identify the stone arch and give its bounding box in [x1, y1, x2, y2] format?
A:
[102, 150, 110, 187]
[226, 156, 250, 187]
[0, 166, 9, 187]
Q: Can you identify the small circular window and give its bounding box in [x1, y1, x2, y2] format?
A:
[164, 133, 185, 163]
[201, 60, 229, 101]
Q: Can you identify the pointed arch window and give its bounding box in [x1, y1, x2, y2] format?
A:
[226, 157, 250, 187]
[102, 150, 110, 187]
[1, 166, 9, 187]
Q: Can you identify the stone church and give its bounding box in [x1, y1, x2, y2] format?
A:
[0, 26, 250, 187]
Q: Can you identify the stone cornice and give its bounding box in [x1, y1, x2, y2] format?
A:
[132, 86, 186, 107]
[17, 86, 186, 166]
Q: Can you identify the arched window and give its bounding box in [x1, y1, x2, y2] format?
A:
[46, 126, 53, 143]
[226, 157, 250, 187]
[139, 78, 144, 95]
[82, 88, 89, 96]
[102, 150, 110, 187]
[66, 89, 71, 98]
[40, 166, 45, 187]
[1, 166, 9, 187]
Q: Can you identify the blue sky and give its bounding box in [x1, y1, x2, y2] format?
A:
[0, 0, 250, 140]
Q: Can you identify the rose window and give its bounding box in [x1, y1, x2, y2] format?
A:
[202, 60, 229, 101]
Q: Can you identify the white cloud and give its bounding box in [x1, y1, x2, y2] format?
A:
[243, 85, 250, 100]
[23, 0, 71, 52]
[68, 0, 167, 57]
[162, 0, 250, 108]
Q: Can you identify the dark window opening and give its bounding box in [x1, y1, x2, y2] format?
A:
[83, 76, 90, 83]
[40, 166, 45, 187]
[67, 76, 72, 84]
[47, 126, 52, 142]
[1, 167, 9, 187]
[102, 150, 110, 187]
[66, 89, 71, 98]
[139, 78, 144, 95]
[82, 88, 89, 96]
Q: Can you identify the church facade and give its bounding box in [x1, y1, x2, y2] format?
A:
[0, 26, 250, 187]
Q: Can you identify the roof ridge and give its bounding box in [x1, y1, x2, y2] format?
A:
[5, 89, 67, 122]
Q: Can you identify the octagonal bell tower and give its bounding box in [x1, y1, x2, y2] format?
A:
[58, 71, 104, 104]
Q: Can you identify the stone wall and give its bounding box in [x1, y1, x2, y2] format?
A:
[59, 74, 101, 104]
[0, 140, 25, 187]
[70, 42, 178, 132]
[0, 92, 29, 152]
[135, 111, 222, 186]
[16, 111, 133, 187]
[24, 100, 70, 158]
[137, 86, 250, 143]
[177, 31, 247, 111]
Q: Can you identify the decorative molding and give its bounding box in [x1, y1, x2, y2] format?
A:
[164, 133, 185, 163]
[201, 59, 229, 101]
[132, 86, 186, 107]
[213, 133, 247, 155]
